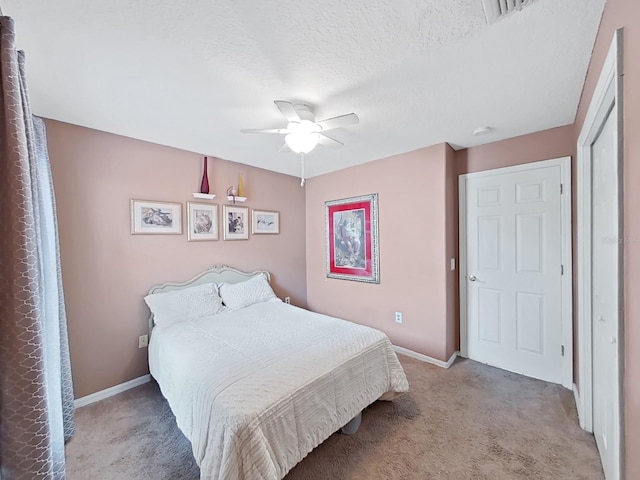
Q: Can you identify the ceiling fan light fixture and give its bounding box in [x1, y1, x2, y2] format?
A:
[285, 131, 320, 154]
[241, 100, 358, 157]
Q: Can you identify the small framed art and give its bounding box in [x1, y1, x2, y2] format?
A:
[223, 205, 249, 240]
[187, 202, 218, 241]
[325, 193, 379, 283]
[130, 199, 182, 235]
[252, 209, 280, 234]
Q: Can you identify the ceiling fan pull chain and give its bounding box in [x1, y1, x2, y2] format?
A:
[300, 153, 305, 187]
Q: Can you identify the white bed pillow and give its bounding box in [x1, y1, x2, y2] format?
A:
[219, 274, 277, 310]
[145, 282, 225, 327]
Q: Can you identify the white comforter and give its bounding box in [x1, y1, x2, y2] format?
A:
[149, 299, 409, 480]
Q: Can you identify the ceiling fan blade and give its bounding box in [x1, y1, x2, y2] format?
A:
[240, 128, 289, 134]
[316, 113, 359, 131]
[318, 133, 344, 149]
[278, 143, 292, 153]
[274, 100, 301, 123]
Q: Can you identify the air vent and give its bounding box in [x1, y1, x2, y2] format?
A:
[481, 0, 536, 24]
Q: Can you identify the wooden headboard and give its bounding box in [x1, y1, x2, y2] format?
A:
[146, 264, 270, 333]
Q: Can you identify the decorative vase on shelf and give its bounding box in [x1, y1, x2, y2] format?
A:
[238, 173, 245, 197]
[200, 157, 210, 194]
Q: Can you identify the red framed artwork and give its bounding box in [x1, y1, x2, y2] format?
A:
[325, 193, 379, 283]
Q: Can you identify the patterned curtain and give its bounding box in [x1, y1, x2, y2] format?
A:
[0, 16, 75, 479]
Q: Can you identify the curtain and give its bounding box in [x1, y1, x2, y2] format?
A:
[0, 16, 75, 479]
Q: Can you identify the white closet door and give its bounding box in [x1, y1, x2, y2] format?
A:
[591, 106, 619, 480]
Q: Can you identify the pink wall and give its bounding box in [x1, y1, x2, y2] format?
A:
[305, 144, 453, 361]
[455, 125, 576, 175]
[45, 120, 307, 398]
[574, 0, 640, 477]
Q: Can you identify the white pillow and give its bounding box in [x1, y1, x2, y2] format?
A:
[219, 274, 277, 310]
[144, 282, 225, 327]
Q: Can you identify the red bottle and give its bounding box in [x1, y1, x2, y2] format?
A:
[200, 157, 209, 194]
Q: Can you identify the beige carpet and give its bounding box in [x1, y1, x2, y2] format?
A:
[66, 355, 603, 479]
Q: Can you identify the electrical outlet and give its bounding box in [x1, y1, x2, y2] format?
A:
[284, 296, 291, 304]
[395, 312, 403, 324]
[138, 335, 148, 348]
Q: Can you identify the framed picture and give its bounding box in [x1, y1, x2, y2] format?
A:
[187, 202, 218, 241]
[325, 193, 379, 283]
[252, 209, 280, 234]
[130, 199, 182, 235]
[223, 205, 249, 240]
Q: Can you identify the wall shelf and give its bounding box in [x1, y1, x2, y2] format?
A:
[192, 193, 216, 200]
[227, 196, 247, 203]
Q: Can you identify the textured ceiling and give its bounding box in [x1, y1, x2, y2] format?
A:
[5, 0, 606, 178]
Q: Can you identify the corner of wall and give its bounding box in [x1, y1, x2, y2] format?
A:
[445, 144, 459, 358]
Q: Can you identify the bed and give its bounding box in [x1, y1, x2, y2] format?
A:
[145, 265, 409, 480]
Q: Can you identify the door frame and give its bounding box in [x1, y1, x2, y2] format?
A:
[459, 156, 573, 389]
[575, 28, 623, 477]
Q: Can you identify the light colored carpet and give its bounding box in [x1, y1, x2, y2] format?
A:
[66, 355, 603, 479]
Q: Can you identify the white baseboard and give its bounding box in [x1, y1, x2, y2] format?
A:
[393, 346, 459, 368]
[74, 374, 151, 408]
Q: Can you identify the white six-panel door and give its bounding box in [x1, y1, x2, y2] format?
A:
[590, 106, 619, 480]
[461, 160, 569, 385]
[576, 29, 622, 480]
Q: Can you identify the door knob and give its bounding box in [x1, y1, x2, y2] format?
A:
[610, 336, 616, 344]
[469, 275, 477, 281]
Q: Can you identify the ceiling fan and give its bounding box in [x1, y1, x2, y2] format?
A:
[241, 100, 359, 185]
